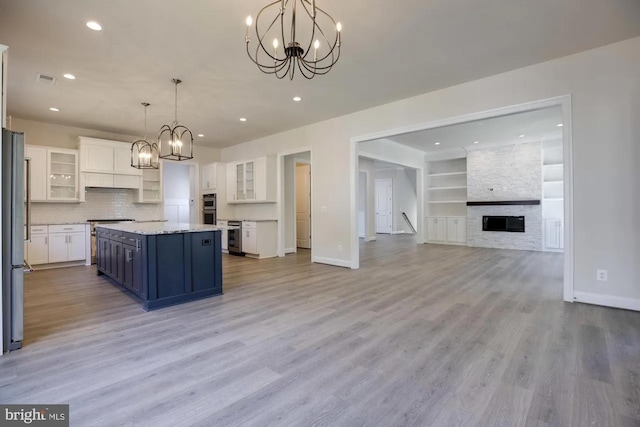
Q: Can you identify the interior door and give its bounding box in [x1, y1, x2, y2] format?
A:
[375, 179, 393, 234]
[296, 163, 311, 249]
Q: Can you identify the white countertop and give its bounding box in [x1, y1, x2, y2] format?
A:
[96, 222, 236, 235]
[217, 219, 278, 222]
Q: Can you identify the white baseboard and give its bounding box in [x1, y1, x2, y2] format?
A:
[573, 291, 640, 312]
[358, 234, 365, 238]
[391, 230, 405, 235]
[312, 256, 352, 269]
[284, 247, 296, 254]
[365, 236, 376, 242]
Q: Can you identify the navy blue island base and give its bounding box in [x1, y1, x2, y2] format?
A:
[95, 224, 223, 310]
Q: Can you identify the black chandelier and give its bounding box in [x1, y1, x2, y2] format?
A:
[131, 102, 159, 169]
[158, 78, 193, 161]
[245, 0, 342, 80]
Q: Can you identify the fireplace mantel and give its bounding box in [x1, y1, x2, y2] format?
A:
[467, 200, 541, 206]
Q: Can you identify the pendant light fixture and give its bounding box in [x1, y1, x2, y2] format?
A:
[158, 78, 193, 161]
[131, 102, 159, 169]
[245, 0, 342, 80]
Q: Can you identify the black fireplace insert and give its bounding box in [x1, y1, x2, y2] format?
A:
[482, 216, 525, 232]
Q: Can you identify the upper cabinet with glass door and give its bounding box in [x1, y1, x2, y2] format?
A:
[226, 156, 276, 203]
[25, 145, 80, 203]
[48, 148, 79, 201]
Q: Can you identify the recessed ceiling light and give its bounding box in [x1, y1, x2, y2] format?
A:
[519, 134, 525, 138]
[434, 142, 441, 146]
[197, 134, 204, 138]
[49, 107, 60, 112]
[293, 96, 302, 102]
[63, 73, 76, 80]
[239, 117, 247, 122]
[557, 123, 563, 127]
[86, 21, 102, 31]
[473, 141, 479, 144]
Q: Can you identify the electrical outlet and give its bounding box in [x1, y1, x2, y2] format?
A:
[597, 269, 608, 282]
[337, 244, 343, 253]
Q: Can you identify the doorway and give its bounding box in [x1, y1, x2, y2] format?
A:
[351, 96, 573, 303]
[296, 163, 311, 249]
[375, 179, 392, 234]
[163, 161, 199, 224]
[279, 150, 312, 257]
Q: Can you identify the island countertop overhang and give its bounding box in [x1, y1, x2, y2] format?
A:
[95, 222, 237, 235]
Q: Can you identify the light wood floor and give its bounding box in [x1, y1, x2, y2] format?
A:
[1, 235, 639, 426]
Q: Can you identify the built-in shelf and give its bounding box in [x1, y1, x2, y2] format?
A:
[543, 198, 564, 201]
[428, 186, 467, 191]
[543, 163, 563, 167]
[467, 200, 541, 206]
[544, 179, 564, 183]
[428, 171, 467, 177]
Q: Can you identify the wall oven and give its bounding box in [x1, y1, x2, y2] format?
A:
[203, 194, 217, 225]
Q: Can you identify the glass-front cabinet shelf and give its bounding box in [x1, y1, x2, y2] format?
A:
[48, 149, 79, 201]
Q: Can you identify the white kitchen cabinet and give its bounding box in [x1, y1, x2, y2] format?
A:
[240, 221, 277, 258]
[201, 163, 218, 193]
[218, 220, 228, 252]
[113, 145, 134, 174]
[82, 142, 114, 173]
[26, 226, 49, 265]
[242, 223, 257, 255]
[226, 156, 276, 203]
[428, 216, 467, 245]
[48, 148, 79, 201]
[427, 217, 447, 242]
[47, 224, 87, 262]
[48, 233, 68, 263]
[25, 145, 47, 202]
[25, 145, 79, 202]
[544, 218, 564, 252]
[446, 217, 467, 244]
[78, 137, 143, 200]
[139, 164, 163, 203]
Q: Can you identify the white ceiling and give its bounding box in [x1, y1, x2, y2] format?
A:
[1, 0, 640, 148]
[387, 106, 563, 154]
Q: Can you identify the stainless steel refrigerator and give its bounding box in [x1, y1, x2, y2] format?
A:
[2, 128, 29, 352]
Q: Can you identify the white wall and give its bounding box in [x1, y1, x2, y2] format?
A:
[284, 155, 295, 251]
[358, 172, 366, 238]
[358, 157, 376, 241]
[223, 37, 639, 305]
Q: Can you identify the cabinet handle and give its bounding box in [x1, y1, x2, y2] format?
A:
[68, 235, 72, 244]
[126, 250, 131, 262]
[45, 236, 48, 245]
[135, 239, 140, 252]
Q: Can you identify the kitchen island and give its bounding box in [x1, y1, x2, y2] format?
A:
[95, 223, 225, 310]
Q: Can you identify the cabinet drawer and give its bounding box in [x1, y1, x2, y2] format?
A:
[30, 226, 48, 235]
[242, 221, 256, 229]
[49, 224, 86, 233]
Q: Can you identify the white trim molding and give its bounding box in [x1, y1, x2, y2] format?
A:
[313, 256, 352, 269]
[573, 292, 640, 312]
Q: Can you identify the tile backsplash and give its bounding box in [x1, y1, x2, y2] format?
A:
[31, 188, 163, 224]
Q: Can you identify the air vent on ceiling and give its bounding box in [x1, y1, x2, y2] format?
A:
[36, 73, 56, 85]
